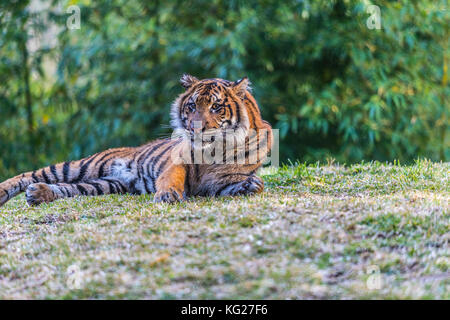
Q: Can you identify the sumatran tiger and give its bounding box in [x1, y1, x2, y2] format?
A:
[0, 75, 273, 207]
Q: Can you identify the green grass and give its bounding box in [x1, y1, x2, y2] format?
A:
[0, 159, 448, 299]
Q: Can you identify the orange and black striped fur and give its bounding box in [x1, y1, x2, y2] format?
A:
[0, 75, 272, 206]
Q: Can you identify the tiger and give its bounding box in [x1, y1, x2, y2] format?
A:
[0, 75, 273, 207]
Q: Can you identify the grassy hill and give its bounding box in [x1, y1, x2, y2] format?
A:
[0, 160, 448, 299]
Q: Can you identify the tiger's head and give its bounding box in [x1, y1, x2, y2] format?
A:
[171, 75, 251, 147]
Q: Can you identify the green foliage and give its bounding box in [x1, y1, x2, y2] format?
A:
[0, 0, 449, 180]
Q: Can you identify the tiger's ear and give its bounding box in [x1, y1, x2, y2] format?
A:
[232, 77, 251, 98]
[180, 74, 199, 89]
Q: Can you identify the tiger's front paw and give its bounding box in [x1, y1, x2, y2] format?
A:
[220, 175, 264, 196]
[26, 183, 56, 206]
[154, 187, 184, 204]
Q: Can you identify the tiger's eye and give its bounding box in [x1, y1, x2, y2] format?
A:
[211, 103, 223, 112]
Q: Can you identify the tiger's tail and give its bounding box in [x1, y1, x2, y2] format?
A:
[0, 161, 76, 207]
[0, 146, 138, 207]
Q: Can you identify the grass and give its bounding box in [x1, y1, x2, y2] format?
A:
[0, 159, 448, 299]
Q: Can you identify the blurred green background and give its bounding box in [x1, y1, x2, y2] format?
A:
[0, 0, 448, 180]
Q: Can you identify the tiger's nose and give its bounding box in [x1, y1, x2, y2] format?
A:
[190, 120, 204, 134]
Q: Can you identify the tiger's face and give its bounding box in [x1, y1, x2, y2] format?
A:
[171, 75, 250, 147]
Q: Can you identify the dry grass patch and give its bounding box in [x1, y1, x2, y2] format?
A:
[0, 160, 448, 299]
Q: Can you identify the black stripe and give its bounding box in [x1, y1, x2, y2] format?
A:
[107, 181, 116, 193]
[73, 163, 90, 183]
[95, 150, 126, 178]
[78, 152, 98, 167]
[102, 178, 126, 194]
[58, 186, 66, 196]
[143, 177, 152, 194]
[227, 106, 234, 124]
[235, 101, 241, 124]
[145, 143, 172, 178]
[98, 161, 109, 178]
[31, 171, 39, 183]
[149, 175, 156, 192]
[140, 141, 169, 178]
[152, 144, 174, 177]
[62, 186, 70, 196]
[50, 165, 58, 181]
[155, 159, 168, 178]
[110, 181, 123, 193]
[90, 182, 104, 195]
[94, 150, 121, 166]
[76, 184, 88, 195]
[136, 141, 166, 175]
[114, 181, 127, 193]
[137, 140, 168, 167]
[246, 101, 256, 127]
[73, 155, 98, 183]
[189, 149, 195, 165]
[41, 169, 51, 184]
[63, 162, 71, 182]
